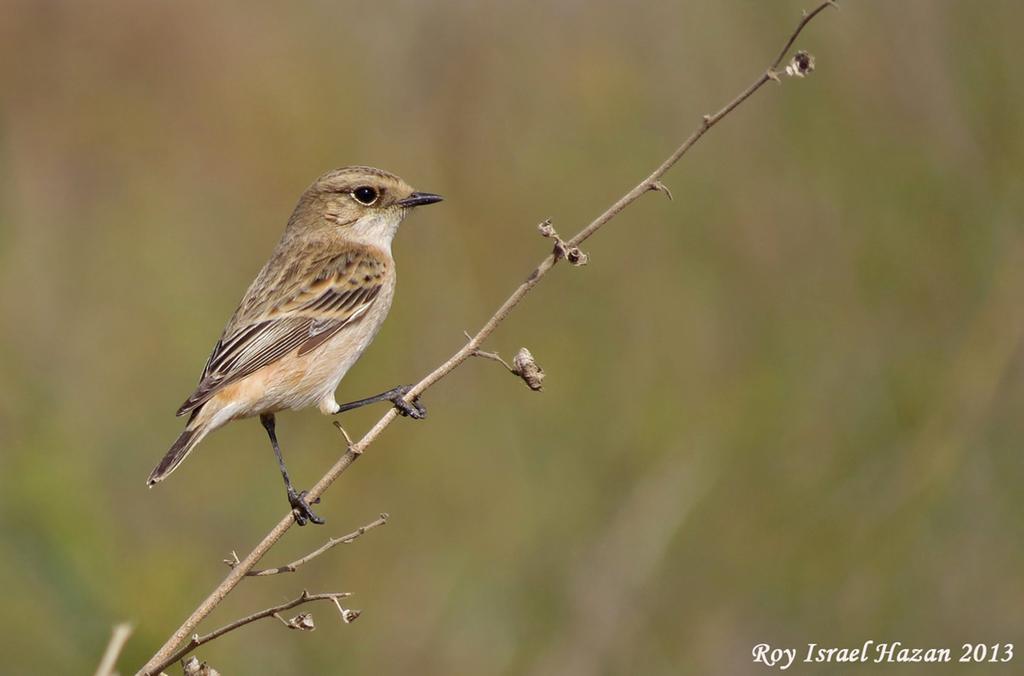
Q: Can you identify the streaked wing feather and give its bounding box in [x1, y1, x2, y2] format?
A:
[176, 249, 385, 416]
[297, 287, 380, 356]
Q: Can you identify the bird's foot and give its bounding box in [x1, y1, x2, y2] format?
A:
[390, 385, 427, 419]
[287, 487, 324, 526]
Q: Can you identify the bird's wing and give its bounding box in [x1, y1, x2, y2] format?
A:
[176, 246, 388, 416]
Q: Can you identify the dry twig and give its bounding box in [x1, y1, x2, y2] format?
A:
[138, 4, 837, 673]
[94, 623, 133, 676]
[223, 513, 389, 576]
[160, 591, 355, 670]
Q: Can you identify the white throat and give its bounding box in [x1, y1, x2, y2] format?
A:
[345, 210, 405, 254]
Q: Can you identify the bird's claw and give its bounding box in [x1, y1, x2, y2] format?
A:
[287, 488, 324, 526]
[391, 385, 427, 419]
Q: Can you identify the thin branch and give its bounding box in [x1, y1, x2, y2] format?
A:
[473, 348, 514, 371]
[771, 1, 837, 72]
[158, 591, 354, 672]
[467, 330, 516, 371]
[95, 623, 133, 676]
[137, 5, 837, 673]
[223, 513, 390, 576]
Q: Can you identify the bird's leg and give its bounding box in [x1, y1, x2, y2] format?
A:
[334, 384, 427, 420]
[260, 413, 324, 526]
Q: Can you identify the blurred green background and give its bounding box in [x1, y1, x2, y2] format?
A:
[2, 1, 1023, 674]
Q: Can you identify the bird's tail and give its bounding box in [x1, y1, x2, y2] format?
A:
[147, 416, 211, 486]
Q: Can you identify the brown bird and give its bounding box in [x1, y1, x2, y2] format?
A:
[148, 166, 442, 524]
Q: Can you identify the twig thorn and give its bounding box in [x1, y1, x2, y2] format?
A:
[647, 181, 674, 201]
[332, 421, 357, 453]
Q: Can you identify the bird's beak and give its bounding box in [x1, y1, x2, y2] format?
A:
[397, 192, 444, 208]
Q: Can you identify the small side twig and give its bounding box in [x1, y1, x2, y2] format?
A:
[224, 513, 390, 576]
[94, 623, 133, 676]
[474, 349, 515, 371]
[332, 421, 355, 449]
[467, 333, 515, 372]
[161, 591, 355, 670]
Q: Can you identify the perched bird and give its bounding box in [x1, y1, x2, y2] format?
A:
[148, 166, 442, 525]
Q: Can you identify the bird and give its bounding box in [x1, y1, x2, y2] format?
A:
[147, 166, 443, 525]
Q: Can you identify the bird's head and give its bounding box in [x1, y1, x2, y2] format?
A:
[288, 165, 443, 250]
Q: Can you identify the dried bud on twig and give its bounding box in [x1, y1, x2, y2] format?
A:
[512, 348, 545, 391]
[182, 656, 221, 676]
[785, 50, 815, 77]
[284, 612, 316, 631]
[469, 343, 545, 392]
[537, 218, 587, 266]
[331, 596, 361, 624]
[565, 247, 589, 266]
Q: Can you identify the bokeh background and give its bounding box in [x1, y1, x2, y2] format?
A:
[2, 1, 1023, 674]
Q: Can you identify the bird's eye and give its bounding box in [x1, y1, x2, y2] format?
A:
[352, 186, 379, 205]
